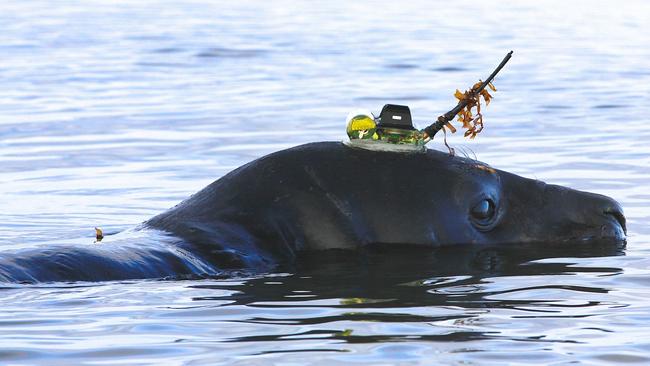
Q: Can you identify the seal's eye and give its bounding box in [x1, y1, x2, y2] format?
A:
[470, 199, 497, 229]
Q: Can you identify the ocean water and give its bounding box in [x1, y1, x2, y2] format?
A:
[1, 0, 650, 364]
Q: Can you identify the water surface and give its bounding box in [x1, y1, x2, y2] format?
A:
[1, 0, 650, 364]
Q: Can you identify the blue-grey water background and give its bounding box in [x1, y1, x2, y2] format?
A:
[1, 0, 650, 364]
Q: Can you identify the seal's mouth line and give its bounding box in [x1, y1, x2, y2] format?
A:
[561, 227, 626, 244]
[560, 236, 627, 245]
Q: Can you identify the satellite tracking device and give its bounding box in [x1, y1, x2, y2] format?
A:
[377, 104, 414, 130]
[344, 51, 514, 153]
[345, 103, 425, 153]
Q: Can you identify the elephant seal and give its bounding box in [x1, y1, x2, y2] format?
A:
[0, 142, 626, 283]
[147, 142, 626, 257]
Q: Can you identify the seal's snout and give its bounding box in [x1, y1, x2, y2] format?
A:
[540, 184, 626, 243]
[588, 193, 626, 241]
[603, 204, 626, 235]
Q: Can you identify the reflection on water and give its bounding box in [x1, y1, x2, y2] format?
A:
[1, 0, 650, 364]
[210, 243, 625, 309]
[0, 243, 634, 364]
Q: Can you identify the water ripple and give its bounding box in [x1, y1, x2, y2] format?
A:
[1, 0, 650, 364]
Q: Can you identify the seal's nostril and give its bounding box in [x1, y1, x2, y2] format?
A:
[604, 207, 626, 235]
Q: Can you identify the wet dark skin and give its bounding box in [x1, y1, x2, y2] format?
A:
[148, 142, 625, 266]
[0, 142, 626, 283]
